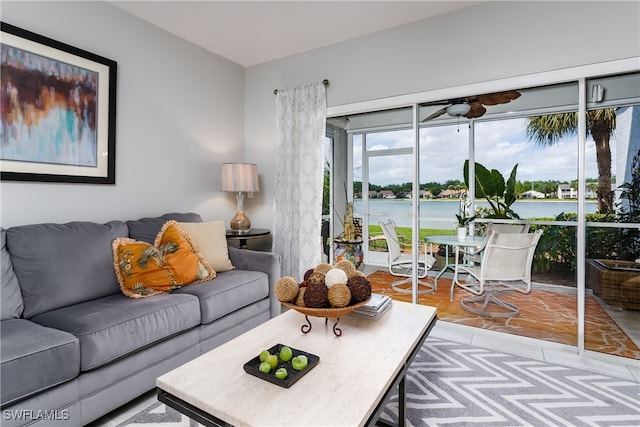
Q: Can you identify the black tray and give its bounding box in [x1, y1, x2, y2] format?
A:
[243, 343, 319, 388]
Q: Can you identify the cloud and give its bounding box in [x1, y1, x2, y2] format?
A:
[353, 117, 614, 186]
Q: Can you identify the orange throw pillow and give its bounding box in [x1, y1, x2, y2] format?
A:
[113, 220, 215, 298]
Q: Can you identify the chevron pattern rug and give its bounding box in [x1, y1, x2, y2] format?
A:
[117, 337, 639, 427]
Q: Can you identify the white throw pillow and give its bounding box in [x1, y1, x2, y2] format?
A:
[179, 221, 235, 272]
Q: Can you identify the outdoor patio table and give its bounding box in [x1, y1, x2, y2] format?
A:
[424, 235, 485, 299]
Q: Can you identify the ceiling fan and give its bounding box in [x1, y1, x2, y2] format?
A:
[421, 90, 521, 122]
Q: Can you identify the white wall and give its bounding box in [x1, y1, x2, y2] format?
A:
[1, 1, 245, 228]
[245, 1, 640, 230]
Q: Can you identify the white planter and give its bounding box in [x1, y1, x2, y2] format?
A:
[456, 227, 467, 240]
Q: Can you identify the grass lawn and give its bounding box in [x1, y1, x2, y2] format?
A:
[368, 225, 454, 242]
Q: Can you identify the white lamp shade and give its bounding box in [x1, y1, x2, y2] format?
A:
[220, 163, 260, 193]
[446, 103, 471, 117]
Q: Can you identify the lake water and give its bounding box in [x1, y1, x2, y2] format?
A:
[354, 199, 597, 229]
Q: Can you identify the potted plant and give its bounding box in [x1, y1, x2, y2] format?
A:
[455, 212, 474, 240]
[463, 160, 520, 219]
[455, 190, 475, 240]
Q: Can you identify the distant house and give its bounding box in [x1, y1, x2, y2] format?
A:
[420, 190, 433, 199]
[378, 190, 396, 199]
[521, 190, 545, 199]
[557, 184, 577, 199]
[438, 189, 465, 199]
[368, 190, 378, 198]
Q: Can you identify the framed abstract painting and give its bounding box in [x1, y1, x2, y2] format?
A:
[1, 22, 117, 184]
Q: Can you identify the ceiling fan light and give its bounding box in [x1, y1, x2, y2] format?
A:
[446, 103, 471, 117]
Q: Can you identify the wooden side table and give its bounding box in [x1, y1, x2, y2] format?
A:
[226, 228, 270, 249]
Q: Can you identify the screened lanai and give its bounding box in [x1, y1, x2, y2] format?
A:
[324, 70, 640, 362]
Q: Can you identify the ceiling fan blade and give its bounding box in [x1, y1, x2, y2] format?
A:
[421, 106, 449, 122]
[475, 90, 521, 106]
[464, 102, 486, 119]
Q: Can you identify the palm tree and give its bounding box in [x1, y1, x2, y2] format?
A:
[526, 109, 616, 213]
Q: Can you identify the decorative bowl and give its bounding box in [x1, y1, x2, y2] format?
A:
[280, 298, 371, 336]
[280, 298, 370, 318]
[243, 343, 319, 388]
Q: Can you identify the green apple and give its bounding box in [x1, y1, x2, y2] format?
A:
[279, 346, 293, 362]
[275, 367, 288, 380]
[291, 355, 308, 370]
[259, 350, 270, 362]
[259, 362, 271, 374]
[266, 354, 279, 370]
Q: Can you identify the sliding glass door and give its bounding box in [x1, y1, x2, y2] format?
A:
[352, 128, 414, 266]
[331, 70, 640, 362]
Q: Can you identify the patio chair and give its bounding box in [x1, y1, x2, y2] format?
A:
[458, 221, 531, 268]
[379, 220, 436, 294]
[485, 221, 530, 235]
[452, 229, 543, 317]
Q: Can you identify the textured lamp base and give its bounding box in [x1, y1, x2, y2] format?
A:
[230, 211, 251, 233]
[230, 192, 251, 233]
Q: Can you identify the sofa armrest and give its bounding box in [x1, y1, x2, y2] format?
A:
[228, 246, 282, 318]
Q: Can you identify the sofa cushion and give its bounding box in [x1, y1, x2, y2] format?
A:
[6, 221, 129, 319]
[0, 319, 80, 405]
[31, 293, 201, 371]
[179, 221, 235, 272]
[1, 229, 23, 320]
[113, 221, 215, 298]
[173, 269, 269, 324]
[127, 212, 203, 244]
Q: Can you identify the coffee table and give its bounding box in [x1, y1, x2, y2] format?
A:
[156, 300, 437, 426]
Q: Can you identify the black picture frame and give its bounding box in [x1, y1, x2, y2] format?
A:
[1, 22, 117, 184]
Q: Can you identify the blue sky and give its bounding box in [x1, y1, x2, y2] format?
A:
[354, 117, 610, 186]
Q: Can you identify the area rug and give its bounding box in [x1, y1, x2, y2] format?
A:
[116, 337, 640, 427]
[367, 270, 640, 359]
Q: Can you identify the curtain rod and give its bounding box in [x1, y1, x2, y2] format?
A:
[274, 79, 329, 95]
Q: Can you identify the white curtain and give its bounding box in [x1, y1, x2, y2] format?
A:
[273, 82, 327, 279]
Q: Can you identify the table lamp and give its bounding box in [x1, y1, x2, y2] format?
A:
[220, 163, 260, 233]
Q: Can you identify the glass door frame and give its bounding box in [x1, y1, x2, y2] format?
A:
[330, 58, 639, 360]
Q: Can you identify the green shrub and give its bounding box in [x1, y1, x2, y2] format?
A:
[530, 212, 618, 273]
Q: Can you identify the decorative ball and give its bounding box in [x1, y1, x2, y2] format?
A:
[347, 275, 371, 303]
[303, 281, 329, 308]
[328, 284, 351, 308]
[334, 260, 357, 278]
[274, 276, 299, 303]
[295, 287, 306, 306]
[307, 271, 325, 287]
[324, 268, 348, 289]
[303, 268, 315, 282]
[314, 263, 333, 275]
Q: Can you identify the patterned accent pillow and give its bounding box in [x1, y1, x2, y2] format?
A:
[113, 220, 215, 298]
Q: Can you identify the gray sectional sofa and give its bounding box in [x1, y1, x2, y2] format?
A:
[0, 212, 281, 427]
